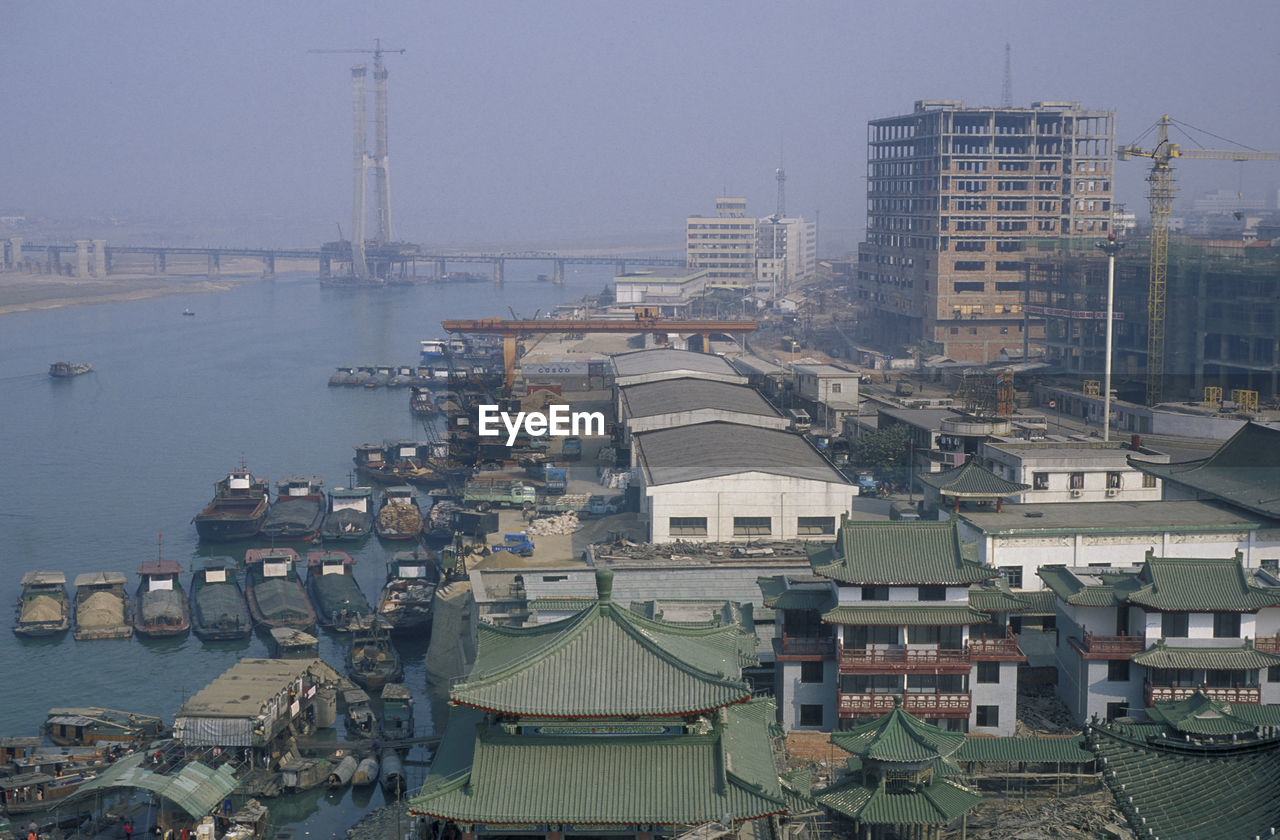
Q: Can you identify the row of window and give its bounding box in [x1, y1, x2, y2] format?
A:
[1031, 472, 1157, 490]
[668, 516, 835, 537]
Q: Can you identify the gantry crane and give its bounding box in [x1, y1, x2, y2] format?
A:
[1118, 116, 1280, 405]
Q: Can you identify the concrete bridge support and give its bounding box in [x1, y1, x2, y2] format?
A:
[553, 259, 565, 285]
[154, 252, 167, 274]
[75, 241, 90, 278]
[207, 251, 221, 279]
[92, 240, 107, 278]
[263, 253, 276, 278]
[434, 259, 447, 281]
[616, 260, 626, 276]
[493, 258, 504, 285]
[4, 237, 22, 269]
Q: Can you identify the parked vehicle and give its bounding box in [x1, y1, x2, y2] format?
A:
[562, 436, 583, 461]
[462, 478, 537, 511]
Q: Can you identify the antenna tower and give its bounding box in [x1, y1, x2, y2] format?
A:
[1001, 43, 1012, 108]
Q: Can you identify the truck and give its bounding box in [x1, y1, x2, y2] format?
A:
[586, 495, 622, 516]
[529, 493, 592, 516]
[541, 465, 568, 495]
[462, 479, 539, 511]
[855, 473, 879, 496]
[562, 436, 582, 461]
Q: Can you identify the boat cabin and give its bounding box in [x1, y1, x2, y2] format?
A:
[380, 684, 414, 741]
[276, 476, 323, 499]
[0, 738, 41, 769]
[45, 707, 166, 746]
[137, 559, 183, 593]
[328, 487, 372, 514]
[269, 627, 319, 659]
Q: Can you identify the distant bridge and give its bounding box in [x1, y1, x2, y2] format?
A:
[1, 238, 686, 284]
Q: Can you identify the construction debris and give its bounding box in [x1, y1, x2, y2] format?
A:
[962, 791, 1133, 840]
[525, 512, 580, 536]
[1016, 684, 1079, 735]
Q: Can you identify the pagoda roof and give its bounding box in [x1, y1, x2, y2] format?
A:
[757, 575, 836, 612]
[1130, 422, 1280, 520]
[809, 518, 997, 586]
[1039, 553, 1280, 612]
[411, 700, 786, 825]
[813, 774, 980, 826]
[451, 570, 752, 717]
[915, 459, 1030, 498]
[1131, 639, 1280, 671]
[822, 604, 991, 626]
[830, 705, 966, 764]
[1143, 691, 1280, 736]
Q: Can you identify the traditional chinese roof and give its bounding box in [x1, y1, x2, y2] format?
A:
[1132, 639, 1280, 671]
[955, 736, 1093, 763]
[451, 570, 752, 718]
[1130, 422, 1280, 520]
[966, 580, 1033, 614]
[813, 775, 981, 826]
[830, 705, 966, 765]
[822, 604, 991, 626]
[757, 575, 836, 612]
[411, 700, 786, 825]
[809, 518, 997, 586]
[914, 459, 1030, 499]
[1143, 691, 1280, 736]
[1037, 565, 1143, 607]
[1126, 554, 1280, 612]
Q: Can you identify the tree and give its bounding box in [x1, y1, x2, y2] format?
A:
[852, 424, 913, 486]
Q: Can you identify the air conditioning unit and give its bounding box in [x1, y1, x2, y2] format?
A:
[1106, 488, 1119, 497]
[1070, 489, 1083, 498]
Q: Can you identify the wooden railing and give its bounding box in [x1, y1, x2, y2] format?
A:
[1255, 634, 1280, 654]
[1145, 683, 1261, 706]
[969, 631, 1024, 661]
[839, 647, 970, 673]
[778, 635, 837, 656]
[838, 691, 971, 718]
[1082, 631, 1146, 654]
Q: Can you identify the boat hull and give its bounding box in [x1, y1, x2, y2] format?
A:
[190, 580, 252, 641]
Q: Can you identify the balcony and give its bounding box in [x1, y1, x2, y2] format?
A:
[1077, 631, 1146, 658]
[778, 635, 837, 657]
[969, 632, 1025, 661]
[839, 647, 971, 674]
[1145, 683, 1261, 706]
[1255, 634, 1280, 654]
[839, 691, 971, 719]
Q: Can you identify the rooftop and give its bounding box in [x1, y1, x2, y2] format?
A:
[959, 499, 1260, 536]
[176, 658, 339, 720]
[634, 422, 849, 485]
[611, 348, 742, 378]
[1039, 553, 1280, 613]
[809, 518, 995, 586]
[915, 459, 1030, 498]
[620, 377, 781, 420]
[1132, 422, 1280, 520]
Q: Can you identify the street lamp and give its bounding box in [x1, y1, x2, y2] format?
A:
[1095, 234, 1124, 443]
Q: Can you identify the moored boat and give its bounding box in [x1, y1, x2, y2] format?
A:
[375, 550, 440, 635]
[306, 551, 372, 631]
[343, 688, 376, 738]
[374, 486, 423, 540]
[351, 755, 379, 787]
[189, 557, 251, 641]
[193, 464, 269, 542]
[326, 754, 358, 789]
[410, 387, 437, 416]
[48, 361, 92, 378]
[319, 486, 374, 542]
[13, 571, 70, 637]
[0, 771, 95, 815]
[133, 557, 191, 638]
[345, 618, 402, 692]
[72, 573, 131, 640]
[268, 626, 319, 659]
[378, 748, 405, 796]
[44, 707, 166, 747]
[379, 684, 414, 743]
[260, 476, 326, 542]
[244, 548, 316, 631]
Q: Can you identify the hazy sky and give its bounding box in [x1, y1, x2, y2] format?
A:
[5, 1, 1280, 252]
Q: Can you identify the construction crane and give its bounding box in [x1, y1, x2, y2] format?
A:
[1118, 116, 1280, 405]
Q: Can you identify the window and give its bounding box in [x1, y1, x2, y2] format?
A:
[1033, 472, 1049, 490]
[1142, 473, 1157, 489]
[1162, 612, 1189, 638]
[830, 383, 842, 393]
[953, 261, 986, 271]
[848, 625, 898, 648]
[797, 516, 835, 536]
[669, 517, 707, 537]
[733, 516, 771, 536]
[1106, 702, 1127, 721]
[1269, 665, 1280, 683]
[798, 704, 824, 727]
[975, 705, 999, 727]
[977, 661, 1000, 684]
[954, 281, 985, 292]
[800, 661, 824, 683]
[861, 586, 890, 601]
[919, 585, 947, 601]
[1106, 472, 1122, 489]
[1069, 472, 1084, 490]
[1214, 613, 1241, 638]
[999, 566, 1023, 588]
[907, 625, 963, 647]
[1108, 659, 1130, 682]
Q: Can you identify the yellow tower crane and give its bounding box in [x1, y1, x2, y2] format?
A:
[1118, 116, 1280, 406]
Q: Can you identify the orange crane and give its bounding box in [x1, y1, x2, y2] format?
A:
[441, 314, 758, 391]
[1118, 116, 1280, 405]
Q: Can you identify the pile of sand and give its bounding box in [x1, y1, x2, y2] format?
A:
[78, 591, 124, 627]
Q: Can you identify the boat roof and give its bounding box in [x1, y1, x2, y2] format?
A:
[307, 551, 355, 566]
[74, 572, 127, 587]
[194, 556, 237, 571]
[269, 627, 317, 647]
[138, 559, 184, 576]
[21, 571, 66, 586]
[245, 548, 301, 564]
[382, 684, 412, 701]
[330, 486, 373, 497]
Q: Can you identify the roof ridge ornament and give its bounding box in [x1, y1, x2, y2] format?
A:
[595, 568, 614, 603]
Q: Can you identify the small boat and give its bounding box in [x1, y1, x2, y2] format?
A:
[14, 571, 70, 637]
[244, 548, 316, 631]
[72, 573, 132, 640]
[133, 554, 191, 638]
[438, 271, 487, 284]
[374, 486, 423, 540]
[306, 551, 372, 631]
[379, 748, 405, 796]
[380, 684, 414, 742]
[48, 362, 92, 378]
[268, 627, 319, 659]
[326, 754, 358, 789]
[343, 688, 376, 738]
[260, 476, 326, 542]
[189, 557, 251, 641]
[320, 486, 375, 542]
[182, 308, 195, 316]
[410, 387, 437, 416]
[0, 771, 95, 815]
[44, 707, 166, 747]
[346, 618, 402, 693]
[375, 550, 440, 634]
[193, 463, 270, 542]
[328, 365, 360, 387]
[351, 755, 380, 787]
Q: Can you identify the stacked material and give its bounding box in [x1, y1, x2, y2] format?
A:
[598, 468, 631, 489]
[427, 501, 460, 533]
[325, 508, 368, 536]
[78, 591, 125, 628]
[21, 595, 63, 623]
[377, 504, 422, 535]
[525, 512, 580, 536]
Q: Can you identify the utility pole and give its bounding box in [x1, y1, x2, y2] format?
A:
[1096, 234, 1124, 442]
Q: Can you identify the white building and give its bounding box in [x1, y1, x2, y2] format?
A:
[792, 363, 862, 433]
[632, 421, 854, 543]
[755, 215, 817, 299]
[979, 439, 1170, 503]
[687, 197, 757, 289]
[613, 268, 708, 316]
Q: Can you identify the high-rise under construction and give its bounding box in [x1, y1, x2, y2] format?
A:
[854, 100, 1115, 363]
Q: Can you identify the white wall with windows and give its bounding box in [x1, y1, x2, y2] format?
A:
[643, 472, 853, 543]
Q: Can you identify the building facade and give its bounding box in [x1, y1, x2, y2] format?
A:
[855, 100, 1115, 363]
[686, 197, 757, 289]
[755, 215, 817, 299]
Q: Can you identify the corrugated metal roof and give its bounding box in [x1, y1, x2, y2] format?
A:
[959, 499, 1260, 537]
[955, 736, 1092, 763]
[621, 378, 782, 420]
[1132, 641, 1280, 670]
[1132, 423, 1280, 519]
[71, 754, 238, 818]
[811, 519, 995, 586]
[635, 422, 849, 485]
[612, 348, 743, 378]
[177, 658, 341, 719]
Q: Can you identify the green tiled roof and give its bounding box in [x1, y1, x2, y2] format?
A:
[778, 769, 821, 815]
[454, 573, 751, 717]
[757, 575, 836, 612]
[810, 518, 997, 586]
[411, 700, 787, 825]
[1126, 554, 1280, 612]
[955, 736, 1093, 763]
[915, 459, 1030, 498]
[1145, 691, 1265, 736]
[1036, 565, 1141, 607]
[814, 775, 980, 826]
[967, 581, 1032, 614]
[1130, 422, 1280, 519]
[830, 706, 966, 764]
[1019, 590, 1060, 616]
[1131, 640, 1280, 670]
[823, 604, 990, 626]
[529, 597, 595, 612]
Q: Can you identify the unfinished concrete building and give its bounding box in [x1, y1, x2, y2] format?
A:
[854, 100, 1115, 363]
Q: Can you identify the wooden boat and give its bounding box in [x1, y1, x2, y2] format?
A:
[268, 627, 319, 659]
[351, 755, 379, 787]
[374, 486, 423, 540]
[72, 573, 131, 640]
[375, 550, 440, 634]
[260, 476, 326, 542]
[345, 618, 402, 693]
[379, 684, 414, 743]
[306, 551, 371, 631]
[379, 748, 405, 796]
[410, 387, 437, 416]
[133, 557, 190, 638]
[44, 708, 165, 747]
[326, 754, 358, 789]
[0, 771, 94, 815]
[48, 362, 91, 378]
[193, 464, 269, 542]
[13, 571, 70, 636]
[189, 557, 251, 641]
[343, 689, 376, 738]
[319, 486, 374, 542]
[243, 548, 316, 631]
